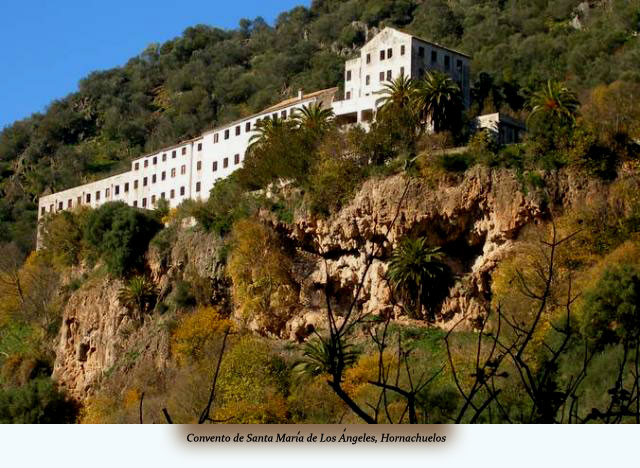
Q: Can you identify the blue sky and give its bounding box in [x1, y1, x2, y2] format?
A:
[0, 0, 310, 129]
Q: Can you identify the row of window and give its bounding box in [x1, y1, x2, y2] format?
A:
[42, 182, 200, 215]
[133, 143, 203, 171]
[41, 153, 244, 215]
[213, 109, 293, 143]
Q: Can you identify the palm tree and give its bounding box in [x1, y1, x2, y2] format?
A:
[387, 237, 451, 321]
[248, 115, 291, 149]
[294, 335, 359, 378]
[527, 80, 579, 124]
[375, 74, 417, 117]
[118, 275, 157, 318]
[292, 103, 334, 134]
[412, 71, 463, 133]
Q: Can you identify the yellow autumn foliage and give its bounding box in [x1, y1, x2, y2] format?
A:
[171, 306, 232, 364]
[227, 219, 298, 333]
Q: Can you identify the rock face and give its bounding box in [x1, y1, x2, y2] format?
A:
[53, 167, 605, 399]
[282, 167, 604, 337]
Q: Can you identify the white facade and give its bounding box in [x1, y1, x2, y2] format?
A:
[38, 27, 472, 233]
[37, 89, 336, 222]
[332, 27, 471, 125]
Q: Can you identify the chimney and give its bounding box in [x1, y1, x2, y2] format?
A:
[297, 89, 303, 100]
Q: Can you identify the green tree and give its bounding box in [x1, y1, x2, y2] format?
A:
[117, 276, 157, 318]
[387, 237, 451, 321]
[413, 71, 463, 134]
[527, 80, 579, 125]
[84, 202, 163, 277]
[292, 103, 335, 134]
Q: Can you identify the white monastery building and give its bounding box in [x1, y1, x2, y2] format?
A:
[38, 28, 473, 226]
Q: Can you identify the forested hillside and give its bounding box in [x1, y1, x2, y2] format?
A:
[1, 0, 639, 252]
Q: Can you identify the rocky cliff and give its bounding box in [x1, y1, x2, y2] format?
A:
[52, 167, 605, 399]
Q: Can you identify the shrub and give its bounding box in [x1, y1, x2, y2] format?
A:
[39, 208, 88, 267]
[171, 306, 231, 364]
[304, 155, 364, 217]
[227, 219, 297, 334]
[0, 377, 77, 423]
[84, 202, 162, 277]
[581, 264, 640, 349]
[117, 276, 157, 317]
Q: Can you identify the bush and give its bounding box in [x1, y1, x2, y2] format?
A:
[304, 155, 364, 217]
[581, 264, 640, 349]
[84, 202, 163, 277]
[171, 306, 232, 364]
[0, 377, 77, 423]
[40, 208, 89, 267]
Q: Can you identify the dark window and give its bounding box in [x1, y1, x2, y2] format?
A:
[444, 55, 450, 70]
[346, 70, 351, 81]
[59, 202, 63, 210]
[272, 113, 278, 119]
[172, 150, 176, 158]
[180, 186, 185, 196]
[115, 185, 120, 195]
[401, 45, 405, 56]
[281, 110, 287, 119]
[68, 199, 72, 208]
[223, 157, 229, 168]
[133, 201, 138, 207]
[196, 182, 201, 192]
[379, 71, 384, 81]
[162, 153, 167, 161]
[134, 180, 138, 189]
[196, 161, 202, 171]
[41, 207, 45, 216]
[144, 160, 148, 168]
[213, 161, 218, 172]
[124, 183, 129, 192]
[161, 192, 165, 199]
[346, 91, 351, 100]
[387, 48, 392, 59]
[365, 75, 370, 85]
[246, 121, 251, 132]
[235, 125, 240, 136]
[96, 191, 100, 201]
[105, 188, 110, 198]
[400, 66, 405, 76]
[181, 165, 186, 175]
[77, 196, 81, 205]
[386, 70, 392, 81]
[50, 204, 54, 212]
[197, 142, 202, 151]
[234, 154, 240, 165]
[380, 49, 385, 60]
[366, 53, 371, 64]
[182, 147, 186, 155]
[170, 189, 175, 199]
[418, 46, 425, 58]
[142, 198, 147, 208]
[171, 168, 176, 178]
[161, 171, 166, 181]
[152, 174, 156, 184]
[431, 50, 437, 64]
[224, 129, 229, 140]
[153, 156, 157, 165]
[214, 133, 219, 143]
[143, 177, 148, 187]
[134, 162, 139, 170]
[151, 195, 156, 204]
